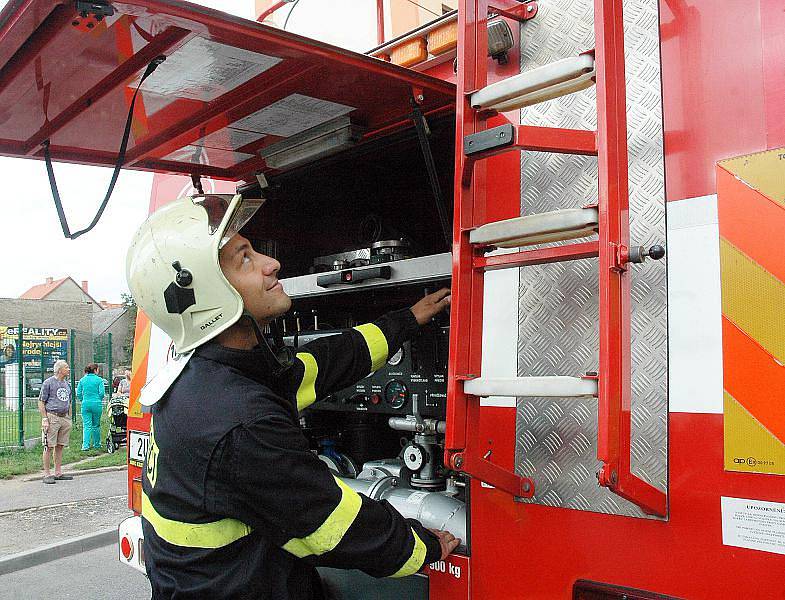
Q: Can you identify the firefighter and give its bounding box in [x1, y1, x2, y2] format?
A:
[126, 194, 459, 599]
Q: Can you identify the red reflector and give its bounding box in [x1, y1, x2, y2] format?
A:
[121, 536, 134, 560]
[342, 272, 352, 281]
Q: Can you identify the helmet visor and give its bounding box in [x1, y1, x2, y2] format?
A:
[192, 194, 264, 249]
[220, 197, 264, 249]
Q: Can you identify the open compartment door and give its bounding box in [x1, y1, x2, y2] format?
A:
[0, 0, 455, 180]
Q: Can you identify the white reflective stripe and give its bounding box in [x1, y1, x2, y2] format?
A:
[353, 323, 388, 372]
[282, 476, 362, 558]
[389, 530, 427, 578]
[294, 352, 318, 411]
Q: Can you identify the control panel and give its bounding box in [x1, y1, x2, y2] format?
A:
[285, 325, 448, 419]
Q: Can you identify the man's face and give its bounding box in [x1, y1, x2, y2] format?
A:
[219, 234, 291, 325]
[59, 365, 70, 378]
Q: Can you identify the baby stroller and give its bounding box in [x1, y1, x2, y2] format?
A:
[106, 394, 128, 453]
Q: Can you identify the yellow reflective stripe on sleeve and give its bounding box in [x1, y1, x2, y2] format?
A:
[141, 492, 252, 549]
[282, 476, 362, 558]
[353, 323, 389, 372]
[295, 352, 318, 411]
[389, 530, 428, 578]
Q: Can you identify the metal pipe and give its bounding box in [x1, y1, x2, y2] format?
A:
[337, 474, 467, 552]
[376, 0, 385, 45]
[379, 486, 466, 548]
[388, 417, 446, 434]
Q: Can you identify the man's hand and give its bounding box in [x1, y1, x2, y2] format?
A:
[410, 288, 451, 326]
[429, 529, 460, 560]
[41, 417, 49, 428]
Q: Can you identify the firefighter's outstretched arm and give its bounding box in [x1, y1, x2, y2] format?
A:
[213, 405, 451, 578]
[284, 288, 450, 411]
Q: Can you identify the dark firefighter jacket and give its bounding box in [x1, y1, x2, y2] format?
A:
[141, 308, 442, 599]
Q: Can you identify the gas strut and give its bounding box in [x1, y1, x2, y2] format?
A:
[410, 99, 452, 249]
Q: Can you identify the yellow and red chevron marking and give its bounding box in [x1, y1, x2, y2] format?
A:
[717, 149, 785, 475]
[128, 310, 152, 420]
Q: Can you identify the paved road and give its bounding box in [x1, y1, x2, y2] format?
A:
[0, 469, 131, 557]
[0, 469, 127, 512]
[0, 544, 151, 599]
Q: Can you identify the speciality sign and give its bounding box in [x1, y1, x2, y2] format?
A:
[427, 555, 470, 599]
[129, 431, 151, 467]
[0, 327, 68, 370]
[718, 149, 785, 476]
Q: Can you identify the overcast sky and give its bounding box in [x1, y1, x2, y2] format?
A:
[0, 0, 376, 303]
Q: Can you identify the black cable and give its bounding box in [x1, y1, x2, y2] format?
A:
[43, 55, 166, 240]
[410, 100, 451, 249]
[403, 0, 440, 17]
[283, 0, 301, 30]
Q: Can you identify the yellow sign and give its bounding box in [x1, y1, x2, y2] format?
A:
[718, 149, 785, 476]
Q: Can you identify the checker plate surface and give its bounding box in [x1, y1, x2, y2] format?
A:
[514, 0, 667, 518]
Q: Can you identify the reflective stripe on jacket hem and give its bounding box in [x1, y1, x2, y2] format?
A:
[141, 491, 252, 549]
[353, 323, 389, 372]
[389, 530, 428, 578]
[282, 476, 362, 558]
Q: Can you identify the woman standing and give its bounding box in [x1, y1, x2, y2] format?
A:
[117, 369, 131, 395]
[76, 364, 105, 451]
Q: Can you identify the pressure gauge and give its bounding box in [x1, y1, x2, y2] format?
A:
[384, 380, 408, 409]
[387, 347, 404, 367]
[403, 443, 425, 471]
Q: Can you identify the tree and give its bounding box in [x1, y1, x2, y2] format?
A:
[121, 293, 137, 366]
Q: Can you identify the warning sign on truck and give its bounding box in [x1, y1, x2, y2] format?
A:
[233, 93, 355, 137]
[718, 149, 785, 476]
[138, 37, 282, 102]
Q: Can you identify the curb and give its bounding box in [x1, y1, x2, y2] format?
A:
[24, 465, 127, 482]
[0, 527, 116, 575]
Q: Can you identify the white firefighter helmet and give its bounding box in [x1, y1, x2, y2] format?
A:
[126, 194, 264, 354]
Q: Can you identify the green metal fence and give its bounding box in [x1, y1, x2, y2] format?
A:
[0, 325, 115, 448]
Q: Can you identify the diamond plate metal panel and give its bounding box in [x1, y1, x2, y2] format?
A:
[514, 0, 667, 518]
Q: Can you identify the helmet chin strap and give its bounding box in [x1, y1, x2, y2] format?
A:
[242, 311, 294, 378]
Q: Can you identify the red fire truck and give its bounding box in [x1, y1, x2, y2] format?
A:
[0, 0, 782, 597]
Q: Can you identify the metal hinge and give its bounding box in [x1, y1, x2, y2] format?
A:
[464, 123, 515, 156]
[75, 1, 115, 20]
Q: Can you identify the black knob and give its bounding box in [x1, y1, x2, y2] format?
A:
[648, 245, 665, 260]
[171, 261, 193, 287]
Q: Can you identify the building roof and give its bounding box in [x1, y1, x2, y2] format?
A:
[99, 301, 124, 309]
[92, 306, 129, 336]
[19, 276, 102, 306]
[19, 277, 69, 299]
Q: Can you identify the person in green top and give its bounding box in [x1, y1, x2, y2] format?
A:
[76, 363, 105, 451]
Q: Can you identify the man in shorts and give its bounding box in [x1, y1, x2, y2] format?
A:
[38, 359, 74, 484]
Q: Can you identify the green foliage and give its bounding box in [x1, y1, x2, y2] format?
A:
[72, 449, 126, 470]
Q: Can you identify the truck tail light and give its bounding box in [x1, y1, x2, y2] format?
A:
[120, 535, 134, 560]
[574, 580, 682, 600]
[131, 476, 143, 514]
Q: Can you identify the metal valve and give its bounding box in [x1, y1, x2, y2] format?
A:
[628, 244, 665, 264]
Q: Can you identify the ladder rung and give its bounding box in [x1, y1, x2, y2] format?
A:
[469, 207, 598, 248]
[464, 376, 598, 398]
[470, 54, 596, 111]
[474, 240, 599, 271]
